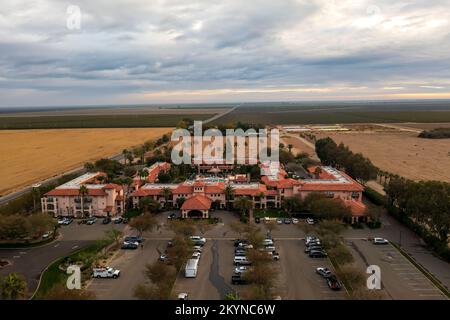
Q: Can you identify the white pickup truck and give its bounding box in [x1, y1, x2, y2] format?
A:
[92, 267, 120, 279]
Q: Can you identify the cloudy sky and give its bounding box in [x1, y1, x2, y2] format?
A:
[1, 0, 450, 107]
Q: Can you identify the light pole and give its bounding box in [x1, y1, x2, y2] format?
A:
[31, 183, 42, 212]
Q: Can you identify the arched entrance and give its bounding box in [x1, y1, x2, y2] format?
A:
[187, 210, 203, 218]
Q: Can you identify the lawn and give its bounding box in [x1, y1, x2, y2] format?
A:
[33, 239, 112, 299]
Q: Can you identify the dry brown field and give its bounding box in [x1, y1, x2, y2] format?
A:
[316, 131, 450, 183]
[0, 128, 172, 195]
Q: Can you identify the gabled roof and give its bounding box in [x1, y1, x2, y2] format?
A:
[181, 195, 212, 210]
[342, 199, 367, 217]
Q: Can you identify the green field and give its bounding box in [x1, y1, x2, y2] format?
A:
[215, 109, 450, 125]
[0, 114, 212, 129]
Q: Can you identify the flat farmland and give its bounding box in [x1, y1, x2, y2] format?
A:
[0, 128, 172, 195]
[316, 131, 450, 182]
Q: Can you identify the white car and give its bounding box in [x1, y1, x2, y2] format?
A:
[92, 267, 120, 279]
[292, 218, 299, 224]
[193, 245, 203, 252]
[42, 232, 52, 239]
[178, 293, 189, 300]
[276, 218, 283, 224]
[306, 218, 315, 225]
[192, 252, 201, 259]
[238, 243, 253, 249]
[373, 237, 389, 245]
[234, 266, 249, 274]
[305, 236, 319, 245]
[262, 239, 274, 246]
[190, 236, 206, 245]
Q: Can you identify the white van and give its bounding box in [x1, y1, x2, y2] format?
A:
[185, 259, 199, 278]
[234, 256, 251, 266]
[92, 267, 120, 279]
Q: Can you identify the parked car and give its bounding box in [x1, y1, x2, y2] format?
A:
[316, 267, 332, 278]
[42, 231, 51, 239]
[306, 239, 321, 246]
[92, 267, 120, 279]
[168, 213, 177, 219]
[122, 218, 128, 224]
[192, 252, 201, 259]
[234, 256, 251, 266]
[234, 239, 247, 247]
[255, 217, 261, 223]
[306, 218, 315, 225]
[63, 218, 73, 225]
[276, 218, 283, 224]
[231, 275, 249, 285]
[238, 243, 253, 250]
[372, 237, 389, 245]
[193, 245, 203, 253]
[309, 250, 327, 258]
[292, 218, 299, 224]
[190, 236, 206, 246]
[234, 250, 247, 257]
[125, 236, 143, 243]
[86, 217, 97, 225]
[270, 251, 280, 260]
[284, 218, 291, 224]
[57, 218, 66, 225]
[159, 254, 170, 262]
[178, 293, 189, 300]
[264, 245, 276, 252]
[304, 245, 323, 253]
[113, 217, 123, 224]
[102, 217, 111, 224]
[121, 241, 138, 250]
[234, 266, 249, 274]
[326, 275, 342, 290]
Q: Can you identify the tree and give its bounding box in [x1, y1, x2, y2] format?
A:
[176, 197, 186, 208]
[157, 171, 171, 183]
[78, 185, 89, 218]
[160, 187, 173, 208]
[234, 197, 252, 219]
[1, 273, 28, 300]
[139, 169, 149, 182]
[287, 144, 293, 154]
[166, 235, 193, 270]
[129, 214, 158, 237]
[84, 162, 95, 172]
[28, 213, 57, 237]
[282, 196, 303, 214]
[139, 197, 160, 214]
[224, 185, 235, 210]
[105, 228, 123, 247]
[229, 220, 247, 238]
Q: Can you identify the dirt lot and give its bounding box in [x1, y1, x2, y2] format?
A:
[0, 128, 172, 195]
[316, 131, 450, 182]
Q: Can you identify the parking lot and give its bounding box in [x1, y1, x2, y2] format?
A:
[347, 239, 447, 300]
[45, 211, 447, 300]
[276, 239, 347, 300]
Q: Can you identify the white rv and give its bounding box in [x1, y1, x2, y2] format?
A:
[185, 259, 199, 278]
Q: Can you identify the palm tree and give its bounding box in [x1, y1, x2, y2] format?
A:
[139, 197, 160, 214]
[314, 167, 322, 179]
[139, 169, 149, 182]
[1, 273, 28, 300]
[160, 187, 173, 208]
[234, 196, 252, 221]
[79, 185, 89, 218]
[224, 185, 235, 210]
[122, 149, 129, 165]
[288, 144, 293, 154]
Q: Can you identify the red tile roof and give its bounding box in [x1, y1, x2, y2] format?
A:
[343, 199, 367, 217]
[297, 182, 364, 192]
[181, 195, 212, 210]
[173, 185, 194, 194]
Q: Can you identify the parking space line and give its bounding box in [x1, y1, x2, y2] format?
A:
[412, 288, 440, 291]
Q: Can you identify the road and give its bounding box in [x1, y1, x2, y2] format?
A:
[0, 153, 124, 206]
[0, 222, 124, 297]
[202, 105, 239, 125]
